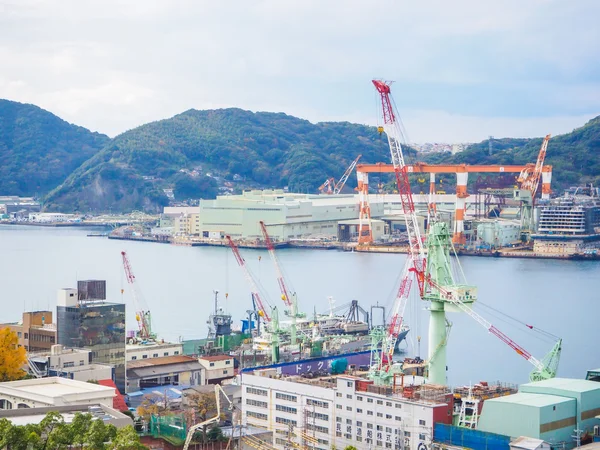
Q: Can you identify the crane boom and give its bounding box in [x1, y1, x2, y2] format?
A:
[334, 154, 362, 194]
[226, 236, 271, 322]
[259, 221, 292, 308]
[373, 80, 426, 295]
[519, 134, 551, 197]
[121, 251, 153, 340]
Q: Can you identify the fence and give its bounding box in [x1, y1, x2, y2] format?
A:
[434, 423, 510, 450]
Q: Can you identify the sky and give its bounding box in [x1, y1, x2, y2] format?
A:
[1, 0, 599, 143]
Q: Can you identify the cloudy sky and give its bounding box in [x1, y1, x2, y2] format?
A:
[1, 0, 599, 143]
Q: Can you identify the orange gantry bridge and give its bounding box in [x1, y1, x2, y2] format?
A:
[356, 163, 552, 244]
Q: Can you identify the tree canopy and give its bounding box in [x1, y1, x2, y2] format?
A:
[0, 328, 26, 382]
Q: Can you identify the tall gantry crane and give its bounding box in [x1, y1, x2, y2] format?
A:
[121, 251, 156, 341]
[516, 134, 551, 235]
[369, 81, 561, 385]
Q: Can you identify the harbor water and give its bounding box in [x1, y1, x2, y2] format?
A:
[0, 225, 598, 387]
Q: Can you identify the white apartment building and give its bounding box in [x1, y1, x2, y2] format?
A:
[126, 341, 183, 361]
[28, 345, 113, 382]
[242, 371, 453, 450]
[198, 355, 235, 384]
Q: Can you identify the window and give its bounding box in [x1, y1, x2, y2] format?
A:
[164, 352, 169, 356]
[306, 411, 328, 421]
[395, 403, 401, 409]
[17, 332, 22, 338]
[336, 431, 342, 437]
[346, 406, 352, 411]
[377, 400, 383, 405]
[357, 408, 363, 414]
[356, 421, 362, 427]
[357, 436, 363, 442]
[246, 387, 267, 396]
[386, 427, 392, 433]
[357, 395, 363, 401]
[404, 431, 411, 437]
[131, 356, 137, 360]
[210, 362, 215, 367]
[307, 399, 328, 409]
[153, 353, 158, 358]
[276, 417, 297, 426]
[367, 423, 373, 429]
[336, 405, 342, 410]
[247, 411, 267, 420]
[345, 434, 352, 439]
[419, 434, 427, 441]
[79, 360, 84, 366]
[276, 393, 297, 402]
[346, 419, 352, 424]
[347, 381, 353, 387]
[142, 355, 148, 359]
[377, 425, 382, 431]
[367, 411, 373, 416]
[346, 394, 352, 399]
[24, 333, 28, 339]
[395, 416, 401, 421]
[377, 412, 383, 417]
[386, 442, 392, 448]
[246, 399, 267, 408]
[63, 361, 74, 368]
[419, 419, 426, 426]
[367, 398, 373, 403]
[336, 392, 342, 397]
[386, 414, 392, 419]
[386, 401, 392, 407]
[377, 441, 383, 447]
[174, 351, 180, 355]
[226, 360, 231, 364]
[223, 370, 228, 375]
[276, 405, 297, 414]
[306, 423, 329, 434]
[336, 417, 342, 423]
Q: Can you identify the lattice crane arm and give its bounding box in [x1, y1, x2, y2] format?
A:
[226, 236, 271, 322]
[519, 134, 551, 197]
[259, 221, 292, 307]
[121, 251, 152, 339]
[334, 154, 362, 194]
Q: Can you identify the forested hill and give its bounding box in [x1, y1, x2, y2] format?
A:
[45, 108, 401, 213]
[0, 100, 109, 196]
[425, 115, 600, 192]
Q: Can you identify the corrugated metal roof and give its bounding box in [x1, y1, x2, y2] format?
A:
[511, 436, 546, 449]
[485, 392, 574, 407]
[520, 378, 600, 394]
[128, 361, 202, 379]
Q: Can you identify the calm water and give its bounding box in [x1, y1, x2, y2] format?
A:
[1, 225, 598, 387]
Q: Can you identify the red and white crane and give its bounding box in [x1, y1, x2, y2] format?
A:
[226, 235, 271, 322]
[259, 221, 292, 308]
[121, 251, 155, 341]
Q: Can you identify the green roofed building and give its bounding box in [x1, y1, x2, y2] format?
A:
[477, 378, 600, 449]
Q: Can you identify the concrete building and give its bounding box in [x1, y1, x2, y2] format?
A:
[56, 281, 126, 392]
[242, 370, 452, 450]
[160, 206, 201, 236]
[126, 355, 203, 393]
[0, 311, 56, 352]
[198, 355, 235, 384]
[0, 403, 132, 428]
[477, 378, 600, 448]
[27, 345, 113, 382]
[126, 341, 183, 361]
[0, 377, 115, 410]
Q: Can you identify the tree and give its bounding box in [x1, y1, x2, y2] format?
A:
[0, 327, 27, 382]
[136, 393, 168, 420]
[185, 390, 222, 443]
[344, 446, 358, 450]
[106, 425, 146, 450]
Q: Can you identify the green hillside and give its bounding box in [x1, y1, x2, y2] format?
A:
[0, 100, 109, 196]
[45, 108, 401, 213]
[425, 116, 600, 192]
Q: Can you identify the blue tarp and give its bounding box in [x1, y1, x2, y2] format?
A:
[434, 423, 510, 450]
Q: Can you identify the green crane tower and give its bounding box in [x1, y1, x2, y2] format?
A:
[424, 221, 477, 385]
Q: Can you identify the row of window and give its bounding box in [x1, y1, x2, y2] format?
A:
[130, 351, 179, 360]
[246, 387, 268, 396]
[247, 411, 267, 420]
[306, 398, 328, 409]
[275, 417, 297, 426]
[276, 404, 297, 414]
[275, 392, 297, 402]
[246, 399, 267, 408]
[306, 411, 329, 421]
[306, 423, 329, 434]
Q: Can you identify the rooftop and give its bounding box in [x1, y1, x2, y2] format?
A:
[126, 340, 181, 350]
[0, 377, 115, 399]
[0, 404, 131, 427]
[199, 355, 234, 362]
[127, 355, 196, 369]
[520, 377, 600, 394]
[484, 392, 574, 408]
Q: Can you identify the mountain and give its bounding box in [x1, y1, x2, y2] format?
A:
[424, 115, 600, 192]
[0, 100, 109, 197]
[45, 108, 401, 213]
